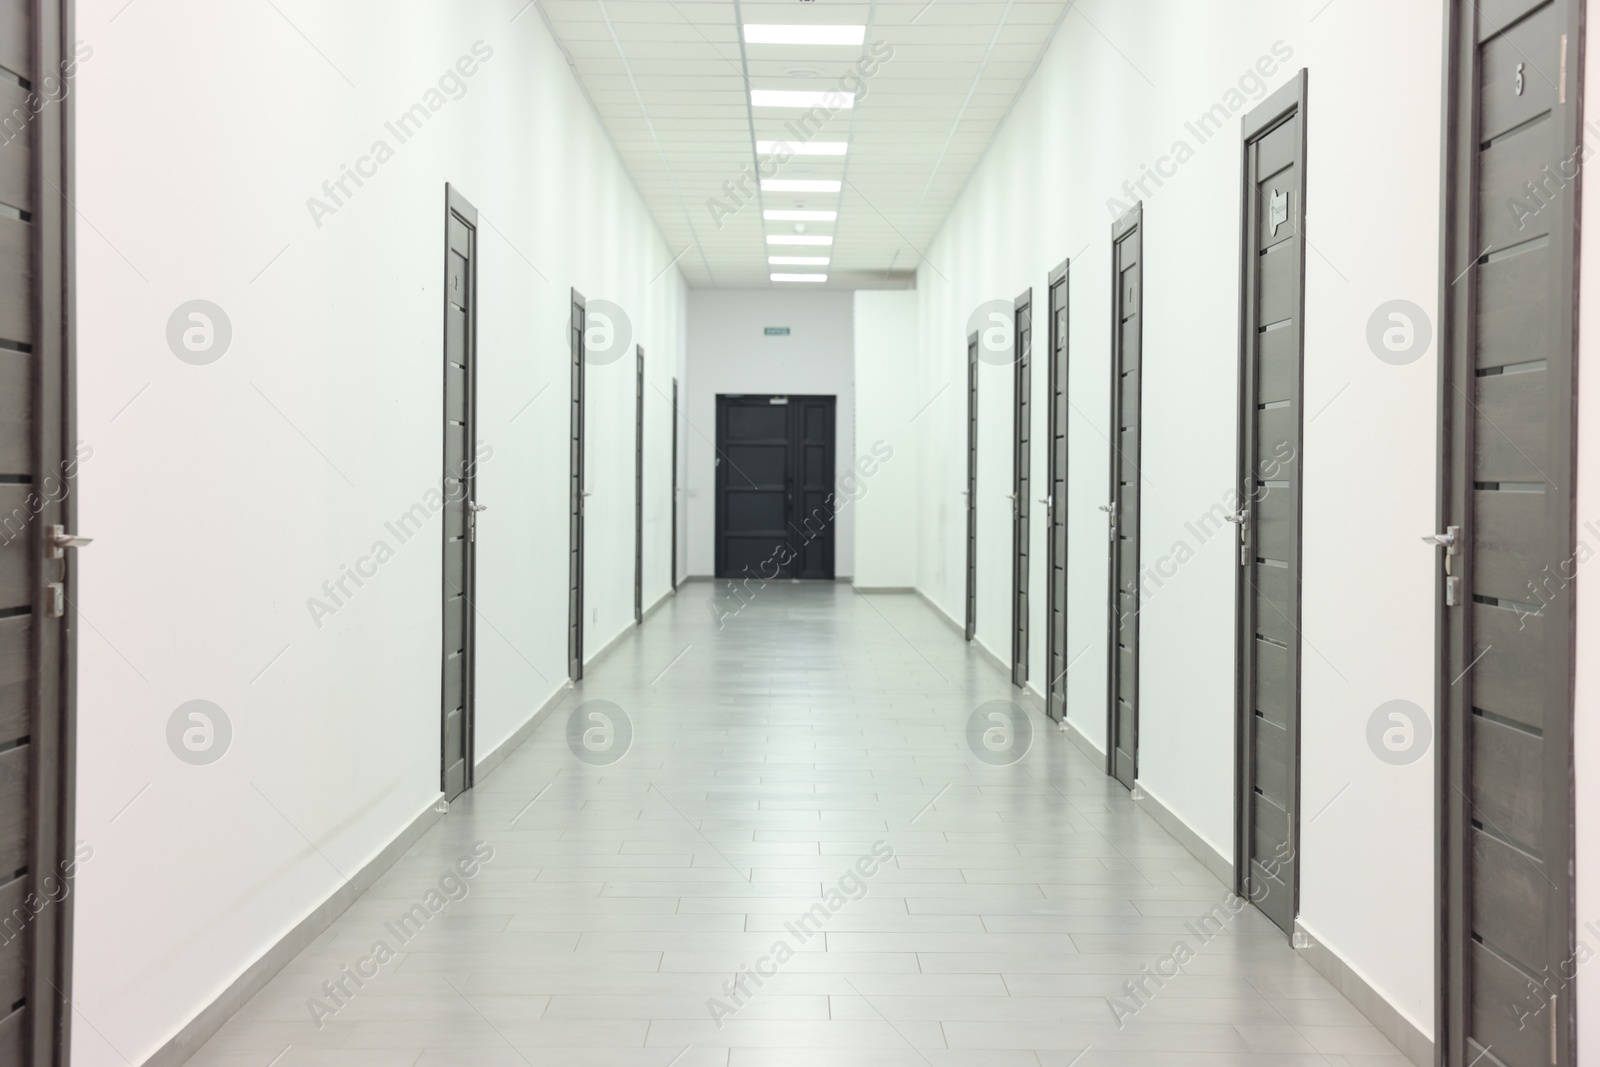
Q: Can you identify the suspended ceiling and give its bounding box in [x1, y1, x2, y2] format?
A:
[535, 0, 1076, 289]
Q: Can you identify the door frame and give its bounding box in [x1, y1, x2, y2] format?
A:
[1011, 289, 1032, 688]
[1045, 259, 1070, 721]
[965, 331, 979, 642]
[634, 345, 644, 624]
[1436, 1, 1581, 1060]
[1105, 204, 1143, 786]
[19, 0, 78, 1060]
[441, 185, 479, 798]
[1231, 72, 1308, 932]
[569, 289, 586, 681]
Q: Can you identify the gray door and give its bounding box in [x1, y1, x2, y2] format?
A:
[713, 395, 835, 579]
[792, 396, 836, 579]
[1233, 75, 1306, 936]
[0, 1, 76, 1061]
[965, 333, 978, 642]
[1045, 261, 1070, 722]
[569, 290, 585, 681]
[1010, 290, 1032, 688]
[671, 377, 679, 590]
[1105, 205, 1142, 790]
[441, 186, 479, 802]
[1440, 1, 1578, 1062]
[634, 345, 644, 624]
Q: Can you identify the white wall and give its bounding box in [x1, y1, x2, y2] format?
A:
[853, 291, 920, 589]
[685, 290, 856, 578]
[72, 3, 685, 1064]
[913, 0, 1443, 1037]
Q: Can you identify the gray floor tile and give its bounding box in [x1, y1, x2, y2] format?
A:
[184, 585, 1410, 1067]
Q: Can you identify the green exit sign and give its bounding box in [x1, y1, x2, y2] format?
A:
[764, 327, 790, 336]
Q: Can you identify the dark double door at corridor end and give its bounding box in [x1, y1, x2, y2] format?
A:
[714, 394, 836, 581]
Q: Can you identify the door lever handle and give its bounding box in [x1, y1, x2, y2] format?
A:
[1224, 511, 1246, 525]
[469, 503, 488, 513]
[47, 525, 92, 559]
[1097, 503, 1116, 514]
[1422, 526, 1460, 553]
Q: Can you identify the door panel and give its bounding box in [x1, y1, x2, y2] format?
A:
[966, 334, 978, 641]
[1234, 74, 1306, 936]
[1476, 248, 1549, 366]
[634, 346, 644, 624]
[671, 378, 679, 589]
[714, 396, 835, 580]
[1105, 208, 1143, 789]
[1045, 263, 1070, 721]
[441, 189, 478, 803]
[1441, 2, 1577, 1062]
[1011, 290, 1031, 688]
[569, 291, 585, 681]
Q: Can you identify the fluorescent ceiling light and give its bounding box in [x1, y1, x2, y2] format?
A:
[766, 235, 834, 246]
[751, 89, 855, 109]
[756, 140, 849, 156]
[764, 209, 837, 221]
[771, 273, 828, 283]
[769, 256, 831, 266]
[761, 179, 841, 193]
[743, 25, 866, 45]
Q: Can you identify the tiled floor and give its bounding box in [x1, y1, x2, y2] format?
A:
[191, 582, 1413, 1066]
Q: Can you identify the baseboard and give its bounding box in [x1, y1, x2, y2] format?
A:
[143, 799, 443, 1067]
[972, 636, 1009, 678]
[1060, 718, 1105, 763]
[916, 589, 964, 635]
[1292, 922, 1433, 1067]
[584, 622, 634, 670]
[475, 684, 567, 782]
[909, 590, 1009, 679]
[1130, 781, 1234, 888]
[641, 587, 673, 623]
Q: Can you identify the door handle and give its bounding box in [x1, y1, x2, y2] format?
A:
[469, 503, 488, 513]
[1227, 508, 1250, 566]
[1422, 527, 1459, 553]
[1097, 503, 1117, 515]
[47, 525, 92, 559]
[1425, 525, 1462, 606]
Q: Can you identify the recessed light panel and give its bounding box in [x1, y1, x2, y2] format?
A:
[743, 25, 866, 46]
[761, 179, 841, 193]
[766, 235, 834, 246]
[756, 140, 848, 156]
[768, 256, 831, 266]
[764, 210, 837, 221]
[771, 273, 828, 283]
[751, 89, 855, 109]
